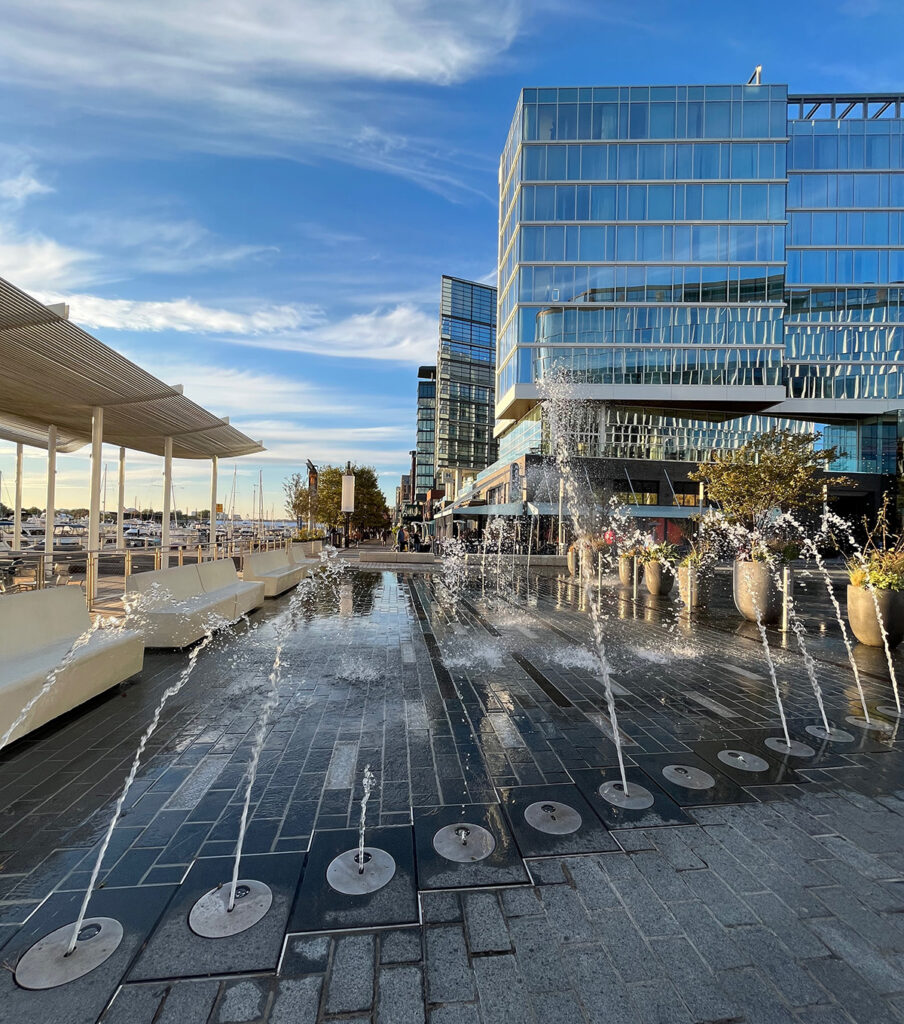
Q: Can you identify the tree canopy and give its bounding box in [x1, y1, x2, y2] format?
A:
[690, 428, 849, 533]
[283, 464, 389, 532]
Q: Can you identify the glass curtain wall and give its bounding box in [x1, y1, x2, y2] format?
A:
[497, 84, 789, 400]
[435, 276, 498, 481]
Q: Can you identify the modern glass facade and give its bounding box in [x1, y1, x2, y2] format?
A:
[495, 84, 904, 479]
[435, 276, 498, 488]
[415, 366, 436, 502]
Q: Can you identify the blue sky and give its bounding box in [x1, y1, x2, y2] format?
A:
[0, 0, 902, 516]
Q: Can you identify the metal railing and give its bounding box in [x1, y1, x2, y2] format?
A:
[0, 535, 322, 612]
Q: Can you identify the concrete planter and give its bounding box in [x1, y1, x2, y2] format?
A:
[678, 565, 711, 608]
[847, 584, 904, 648]
[733, 560, 782, 624]
[618, 554, 637, 586]
[643, 560, 674, 596]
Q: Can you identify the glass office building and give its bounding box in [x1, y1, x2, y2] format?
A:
[493, 83, 904, 488]
[414, 365, 436, 503]
[435, 276, 498, 493]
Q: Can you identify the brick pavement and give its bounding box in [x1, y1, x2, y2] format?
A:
[0, 564, 902, 1022]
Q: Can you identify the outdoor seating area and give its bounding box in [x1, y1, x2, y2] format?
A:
[125, 559, 265, 648]
[0, 587, 144, 744]
[242, 549, 310, 597]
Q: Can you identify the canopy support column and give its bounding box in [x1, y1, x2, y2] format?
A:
[209, 456, 218, 558]
[87, 407, 104, 604]
[44, 425, 57, 582]
[13, 442, 22, 551]
[116, 447, 126, 550]
[161, 437, 172, 566]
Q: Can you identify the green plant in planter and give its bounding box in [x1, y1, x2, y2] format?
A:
[847, 497, 904, 591]
[641, 541, 678, 565]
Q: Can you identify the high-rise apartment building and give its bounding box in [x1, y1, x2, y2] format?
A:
[434, 276, 498, 498]
[480, 82, 904, 524]
[414, 365, 436, 503]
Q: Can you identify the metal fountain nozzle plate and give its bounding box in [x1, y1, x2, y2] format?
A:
[433, 822, 496, 863]
[662, 764, 716, 790]
[805, 724, 855, 743]
[598, 780, 655, 810]
[845, 714, 894, 733]
[716, 749, 770, 773]
[189, 879, 273, 939]
[764, 736, 816, 757]
[327, 847, 396, 895]
[523, 800, 582, 835]
[877, 705, 904, 720]
[15, 917, 123, 990]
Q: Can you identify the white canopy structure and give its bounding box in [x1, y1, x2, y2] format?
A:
[0, 275, 264, 599]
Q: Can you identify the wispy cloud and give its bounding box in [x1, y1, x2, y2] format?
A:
[0, 224, 97, 291]
[39, 291, 321, 335]
[0, 171, 53, 205]
[0, 1, 524, 198]
[217, 303, 437, 363]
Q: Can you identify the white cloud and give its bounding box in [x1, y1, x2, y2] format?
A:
[38, 291, 322, 335]
[217, 303, 437, 363]
[0, 1, 524, 197]
[0, 225, 97, 291]
[0, 172, 53, 204]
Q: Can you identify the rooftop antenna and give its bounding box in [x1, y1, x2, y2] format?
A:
[747, 65, 763, 85]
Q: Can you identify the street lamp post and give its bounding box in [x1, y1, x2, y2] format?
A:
[341, 461, 355, 550]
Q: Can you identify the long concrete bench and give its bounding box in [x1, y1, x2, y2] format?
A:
[242, 549, 308, 597]
[126, 559, 265, 648]
[359, 551, 436, 564]
[289, 540, 323, 562]
[0, 587, 144, 745]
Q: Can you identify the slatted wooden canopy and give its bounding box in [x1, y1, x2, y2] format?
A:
[0, 275, 264, 458]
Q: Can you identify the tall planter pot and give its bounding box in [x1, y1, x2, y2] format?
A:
[678, 565, 712, 609]
[733, 560, 782, 624]
[847, 585, 904, 648]
[644, 560, 674, 597]
[618, 554, 637, 586]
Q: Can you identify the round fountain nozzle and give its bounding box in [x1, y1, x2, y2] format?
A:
[764, 736, 816, 757]
[717, 749, 769, 773]
[189, 879, 272, 938]
[434, 822, 495, 862]
[327, 847, 395, 894]
[845, 714, 894, 734]
[524, 800, 582, 834]
[806, 723, 855, 743]
[663, 764, 716, 790]
[14, 917, 124, 989]
[599, 779, 655, 810]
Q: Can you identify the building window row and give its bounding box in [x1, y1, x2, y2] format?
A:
[787, 172, 904, 209]
[789, 210, 904, 246]
[519, 222, 785, 264]
[519, 181, 786, 223]
[788, 130, 904, 171]
[521, 93, 785, 143]
[521, 141, 785, 183]
[786, 247, 904, 284]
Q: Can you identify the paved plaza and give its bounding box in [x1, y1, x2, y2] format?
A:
[1, 559, 904, 1023]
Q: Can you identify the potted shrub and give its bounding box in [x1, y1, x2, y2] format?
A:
[641, 542, 677, 596]
[691, 429, 849, 624]
[846, 504, 904, 647]
[618, 545, 640, 586]
[678, 548, 713, 609]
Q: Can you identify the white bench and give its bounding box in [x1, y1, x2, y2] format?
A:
[359, 551, 436, 564]
[289, 541, 323, 562]
[126, 559, 265, 648]
[0, 587, 144, 745]
[242, 549, 308, 597]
